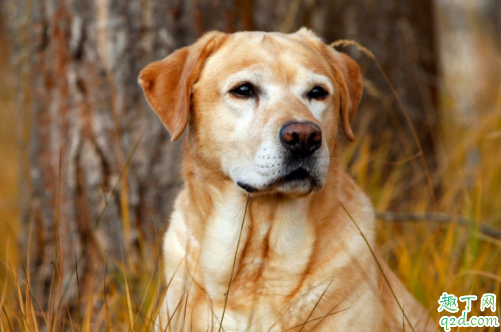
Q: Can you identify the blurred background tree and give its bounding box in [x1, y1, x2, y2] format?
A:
[1, 0, 500, 322]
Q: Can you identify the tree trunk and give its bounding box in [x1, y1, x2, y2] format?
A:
[3, 0, 439, 309]
[313, 0, 440, 197]
[4, 0, 250, 308]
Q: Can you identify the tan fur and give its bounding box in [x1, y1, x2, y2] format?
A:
[139, 29, 434, 332]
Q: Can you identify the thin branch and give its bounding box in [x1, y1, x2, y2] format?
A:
[376, 211, 501, 239]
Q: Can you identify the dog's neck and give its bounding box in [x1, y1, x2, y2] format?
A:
[178, 146, 345, 300]
[180, 145, 343, 232]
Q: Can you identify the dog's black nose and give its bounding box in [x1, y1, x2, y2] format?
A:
[280, 122, 322, 156]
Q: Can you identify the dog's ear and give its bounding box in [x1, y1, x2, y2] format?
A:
[323, 47, 363, 142]
[138, 31, 227, 141]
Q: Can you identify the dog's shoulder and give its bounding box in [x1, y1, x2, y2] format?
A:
[336, 171, 375, 229]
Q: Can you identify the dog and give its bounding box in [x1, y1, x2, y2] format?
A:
[139, 29, 434, 332]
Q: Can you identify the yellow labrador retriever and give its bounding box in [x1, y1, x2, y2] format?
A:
[139, 29, 434, 332]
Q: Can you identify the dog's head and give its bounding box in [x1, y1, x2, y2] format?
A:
[139, 29, 362, 196]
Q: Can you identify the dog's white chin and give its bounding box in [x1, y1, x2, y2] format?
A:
[235, 176, 325, 197]
[276, 178, 324, 196]
[230, 156, 329, 196]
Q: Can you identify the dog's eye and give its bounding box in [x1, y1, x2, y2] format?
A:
[231, 83, 256, 97]
[307, 86, 329, 100]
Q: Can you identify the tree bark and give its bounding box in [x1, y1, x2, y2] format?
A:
[4, 0, 249, 308]
[313, 0, 440, 190]
[3, 0, 439, 309]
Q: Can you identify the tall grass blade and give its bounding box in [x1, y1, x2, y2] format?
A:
[1, 307, 12, 332]
[340, 202, 416, 332]
[297, 280, 333, 332]
[283, 307, 350, 332]
[218, 194, 251, 332]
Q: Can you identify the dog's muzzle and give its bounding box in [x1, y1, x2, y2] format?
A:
[237, 121, 325, 194]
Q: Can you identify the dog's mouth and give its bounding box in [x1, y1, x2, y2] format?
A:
[280, 167, 312, 183]
[237, 167, 318, 194]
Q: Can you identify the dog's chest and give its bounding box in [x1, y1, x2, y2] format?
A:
[200, 196, 315, 308]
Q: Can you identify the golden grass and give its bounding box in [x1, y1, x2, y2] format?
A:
[0, 29, 19, 298]
[1, 32, 500, 332]
[344, 112, 501, 329]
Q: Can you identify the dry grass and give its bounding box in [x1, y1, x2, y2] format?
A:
[343, 96, 501, 329]
[1, 22, 500, 332]
[0, 24, 19, 299]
